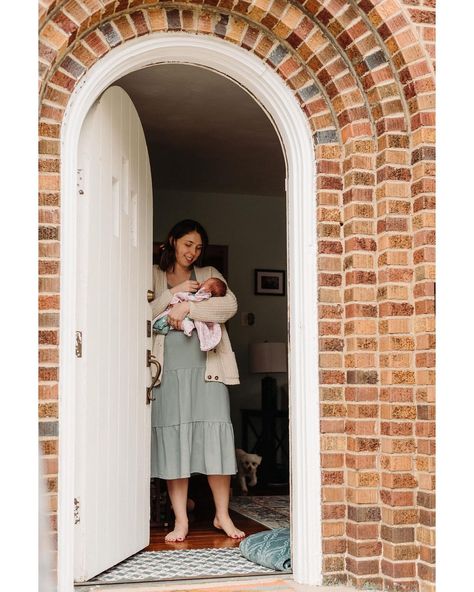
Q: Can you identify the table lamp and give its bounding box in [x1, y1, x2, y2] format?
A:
[249, 341, 288, 486]
[249, 341, 288, 413]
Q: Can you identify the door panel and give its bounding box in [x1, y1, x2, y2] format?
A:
[74, 86, 153, 582]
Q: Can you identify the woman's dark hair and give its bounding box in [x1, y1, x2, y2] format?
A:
[158, 219, 209, 271]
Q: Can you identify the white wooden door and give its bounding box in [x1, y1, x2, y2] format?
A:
[74, 86, 153, 582]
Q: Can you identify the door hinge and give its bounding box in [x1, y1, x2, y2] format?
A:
[74, 497, 80, 524]
[75, 331, 83, 358]
[147, 320, 151, 338]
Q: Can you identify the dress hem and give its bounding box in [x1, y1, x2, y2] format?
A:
[151, 419, 234, 429]
[151, 470, 238, 480]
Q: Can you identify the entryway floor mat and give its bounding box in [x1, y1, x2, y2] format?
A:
[85, 547, 278, 584]
[229, 496, 289, 529]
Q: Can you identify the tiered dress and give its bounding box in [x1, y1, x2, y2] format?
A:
[150, 271, 238, 479]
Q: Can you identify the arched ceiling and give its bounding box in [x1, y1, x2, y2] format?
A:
[116, 63, 286, 196]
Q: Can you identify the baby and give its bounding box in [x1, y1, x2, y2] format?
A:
[153, 277, 227, 351]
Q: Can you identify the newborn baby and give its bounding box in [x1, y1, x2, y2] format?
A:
[153, 277, 227, 351]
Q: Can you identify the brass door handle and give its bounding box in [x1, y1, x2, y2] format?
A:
[147, 289, 155, 303]
[146, 359, 161, 404]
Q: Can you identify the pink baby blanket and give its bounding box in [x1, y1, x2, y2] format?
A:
[153, 288, 222, 351]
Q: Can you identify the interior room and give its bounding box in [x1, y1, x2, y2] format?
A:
[83, 64, 290, 585]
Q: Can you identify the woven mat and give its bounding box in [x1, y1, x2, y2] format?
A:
[229, 495, 289, 529]
[86, 547, 277, 584]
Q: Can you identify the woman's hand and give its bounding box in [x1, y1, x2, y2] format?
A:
[167, 301, 191, 330]
[170, 280, 200, 295]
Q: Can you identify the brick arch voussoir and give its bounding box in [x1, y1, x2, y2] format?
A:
[278, 1, 407, 137]
[38, 0, 60, 29]
[253, 0, 421, 141]
[39, 4, 352, 145]
[225, 0, 376, 142]
[288, 0, 434, 168]
[40, 1, 430, 140]
[43, 2, 435, 150]
[353, 0, 435, 120]
[38, 1, 389, 148]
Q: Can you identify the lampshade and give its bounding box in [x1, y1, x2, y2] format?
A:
[249, 342, 287, 374]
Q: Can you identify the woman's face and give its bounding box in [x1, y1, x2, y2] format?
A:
[172, 231, 203, 269]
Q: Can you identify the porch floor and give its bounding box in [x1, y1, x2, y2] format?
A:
[75, 574, 355, 592]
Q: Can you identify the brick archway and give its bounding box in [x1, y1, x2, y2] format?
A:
[39, 2, 435, 591]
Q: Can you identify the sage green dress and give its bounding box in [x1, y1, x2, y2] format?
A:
[150, 271, 238, 479]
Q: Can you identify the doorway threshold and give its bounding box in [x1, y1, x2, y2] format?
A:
[74, 573, 357, 592]
[75, 571, 289, 590]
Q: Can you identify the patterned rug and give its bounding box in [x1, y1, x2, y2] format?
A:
[229, 495, 289, 529]
[86, 547, 278, 584]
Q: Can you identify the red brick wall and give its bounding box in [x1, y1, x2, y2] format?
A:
[38, 1, 435, 590]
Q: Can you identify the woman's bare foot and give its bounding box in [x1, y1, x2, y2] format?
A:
[213, 515, 246, 539]
[165, 520, 188, 542]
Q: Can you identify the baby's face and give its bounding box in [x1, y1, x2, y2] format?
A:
[198, 278, 226, 296]
[200, 279, 213, 291]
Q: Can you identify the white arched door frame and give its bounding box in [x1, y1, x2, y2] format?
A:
[58, 32, 321, 590]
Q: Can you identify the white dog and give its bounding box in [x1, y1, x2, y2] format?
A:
[236, 448, 262, 495]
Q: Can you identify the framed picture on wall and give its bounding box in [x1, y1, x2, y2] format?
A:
[254, 269, 286, 296]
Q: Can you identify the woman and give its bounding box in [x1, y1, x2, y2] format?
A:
[150, 219, 245, 542]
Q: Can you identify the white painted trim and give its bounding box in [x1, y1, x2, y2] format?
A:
[58, 33, 320, 590]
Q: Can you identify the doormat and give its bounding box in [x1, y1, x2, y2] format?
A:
[85, 547, 277, 584]
[229, 496, 289, 529]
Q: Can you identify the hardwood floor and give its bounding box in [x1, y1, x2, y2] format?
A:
[145, 510, 267, 551]
[145, 476, 289, 552]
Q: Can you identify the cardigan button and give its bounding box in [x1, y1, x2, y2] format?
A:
[207, 375, 212, 379]
[215, 376, 219, 380]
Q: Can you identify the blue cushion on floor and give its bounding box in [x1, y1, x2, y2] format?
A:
[239, 528, 291, 571]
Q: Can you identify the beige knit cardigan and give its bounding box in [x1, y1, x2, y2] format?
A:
[150, 265, 240, 386]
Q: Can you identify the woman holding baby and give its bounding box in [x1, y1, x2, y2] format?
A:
[150, 219, 244, 542]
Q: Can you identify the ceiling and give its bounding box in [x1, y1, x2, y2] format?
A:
[116, 64, 286, 196]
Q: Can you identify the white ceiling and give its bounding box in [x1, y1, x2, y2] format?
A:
[116, 64, 286, 196]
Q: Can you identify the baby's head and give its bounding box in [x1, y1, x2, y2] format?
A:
[200, 277, 227, 297]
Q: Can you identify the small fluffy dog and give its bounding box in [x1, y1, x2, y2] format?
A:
[236, 448, 262, 494]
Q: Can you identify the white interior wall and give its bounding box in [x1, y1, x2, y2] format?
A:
[154, 189, 287, 447]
